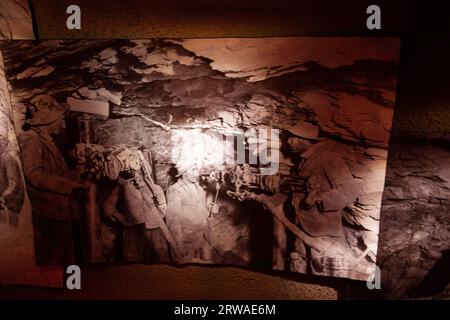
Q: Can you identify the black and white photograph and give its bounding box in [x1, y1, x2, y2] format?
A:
[0, 37, 400, 281]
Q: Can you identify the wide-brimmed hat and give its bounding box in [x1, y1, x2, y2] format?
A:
[175, 157, 203, 177]
[286, 120, 322, 140]
[26, 94, 68, 126]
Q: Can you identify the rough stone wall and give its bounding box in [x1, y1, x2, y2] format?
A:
[377, 143, 450, 298]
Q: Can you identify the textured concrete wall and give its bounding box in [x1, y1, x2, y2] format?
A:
[33, 1, 403, 39]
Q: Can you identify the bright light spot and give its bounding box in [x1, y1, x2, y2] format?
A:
[170, 129, 235, 173]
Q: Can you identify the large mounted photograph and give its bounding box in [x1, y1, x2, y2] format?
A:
[0, 38, 400, 281]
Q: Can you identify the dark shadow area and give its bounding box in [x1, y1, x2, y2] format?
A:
[408, 250, 450, 298]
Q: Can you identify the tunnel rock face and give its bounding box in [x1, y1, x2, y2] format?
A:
[1, 39, 398, 140]
[378, 143, 450, 299]
[0, 39, 399, 280]
[1, 39, 399, 186]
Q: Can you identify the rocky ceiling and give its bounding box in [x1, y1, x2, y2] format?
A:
[0, 38, 398, 146]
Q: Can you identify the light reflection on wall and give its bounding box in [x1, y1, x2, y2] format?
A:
[170, 127, 280, 176]
[170, 128, 236, 173]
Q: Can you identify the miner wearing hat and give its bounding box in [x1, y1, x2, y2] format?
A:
[102, 146, 171, 263]
[165, 160, 217, 263]
[284, 120, 360, 276]
[19, 94, 90, 265]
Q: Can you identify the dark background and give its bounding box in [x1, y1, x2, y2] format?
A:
[1, 0, 449, 299]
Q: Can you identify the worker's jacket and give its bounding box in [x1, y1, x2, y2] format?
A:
[165, 180, 209, 247]
[102, 176, 163, 230]
[19, 128, 78, 221]
[294, 141, 359, 238]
